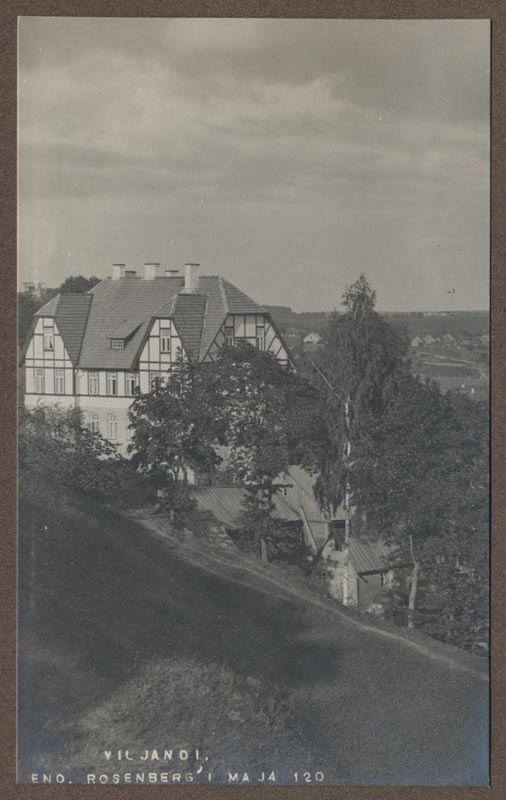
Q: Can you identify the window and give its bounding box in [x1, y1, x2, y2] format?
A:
[150, 371, 161, 390]
[224, 322, 234, 347]
[90, 413, 100, 434]
[126, 371, 138, 396]
[256, 335, 265, 351]
[111, 338, 124, 350]
[35, 368, 44, 393]
[108, 413, 118, 441]
[107, 371, 118, 396]
[126, 421, 134, 440]
[43, 328, 54, 351]
[88, 371, 99, 395]
[160, 328, 171, 353]
[55, 369, 65, 394]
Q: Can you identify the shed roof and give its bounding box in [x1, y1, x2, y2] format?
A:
[192, 485, 300, 527]
[349, 535, 392, 574]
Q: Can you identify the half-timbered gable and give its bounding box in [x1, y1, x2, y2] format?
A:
[21, 262, 294, 451]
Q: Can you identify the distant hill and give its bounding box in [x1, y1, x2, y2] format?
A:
[265, 305, 489, 338]
[264, 305, 330, 333]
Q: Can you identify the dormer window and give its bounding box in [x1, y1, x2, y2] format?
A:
[111, 338, 124, 349]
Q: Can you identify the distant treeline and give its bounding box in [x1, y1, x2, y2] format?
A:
[265, 305, 489, 338]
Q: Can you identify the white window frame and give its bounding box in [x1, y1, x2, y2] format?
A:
[43, 328, 54, 351]
[160, 328, 171, 353]
[107, 413, 118, 441]
[55, 369, 65, 394]
[106, 371, 118, 396]
[111, 338, 124, 350]
[90, 413, 100, 434]
[126, 371, 138, 396]
[35, 368, 44, 393]
[88, 371, 99, 395]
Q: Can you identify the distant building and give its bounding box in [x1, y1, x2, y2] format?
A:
[22, 280, 46, 299]
[303, 332, 323, 345]
[424, 334, 436, 345]
[479, 333, 490, 346]
[442, 333, 456, 346]
[411, 336, 423, 348]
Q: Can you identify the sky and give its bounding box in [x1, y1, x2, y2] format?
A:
[18, 17, 490, 311]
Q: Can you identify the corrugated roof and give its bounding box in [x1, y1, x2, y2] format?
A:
[192, 486, 300, 527]
[349, 536, 391, 575]
[173, 293, 207, 360]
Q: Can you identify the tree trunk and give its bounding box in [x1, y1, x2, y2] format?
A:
[342, 398, 352, 606]
[407, 534, 420, 629]
[260, 537, 269, 563]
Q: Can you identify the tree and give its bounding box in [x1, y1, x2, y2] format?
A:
[59, 275, 100, 294]
[127, 354, 224, 518]
[19, 404, 124, 504]
[353, 371, 489, 638]
[310, 274, 409, 601]
[212, 344, 295, 559]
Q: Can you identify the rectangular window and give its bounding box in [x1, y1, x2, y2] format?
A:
[150, 371, 161, 390]
[43, 329, 54, 351]
[126, 371, 138, 396]
[108, 413, 118, 441]
[107, 371, 118, 396]
[35, 368, 44, 393]
[126, 421, 134, 440]
[88, 371, 99, 395]
[111, 338, 124, 349]
[224, 321, 234, 348]
[55, 369, 65, 394]
[160, 328, 171, 353]
[90, 413, 100, 434]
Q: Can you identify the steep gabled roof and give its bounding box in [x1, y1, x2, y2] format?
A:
[35, 294, 60, 317]
[78, 277, 184, 369]
[27, 273, 275, 369]
[34, 294, 93, 364]
[172, 293, 207, 360]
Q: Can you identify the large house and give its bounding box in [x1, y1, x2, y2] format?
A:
[21, 262, 292, 451]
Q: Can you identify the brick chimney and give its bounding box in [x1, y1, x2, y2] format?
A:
[183, 263, 200, 292]
[112, 263, 126, 280]
[143, 262, 161, 279]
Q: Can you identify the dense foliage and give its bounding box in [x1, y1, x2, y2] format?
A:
[312, 275, 489, 650]
[19, 405, 146, 507]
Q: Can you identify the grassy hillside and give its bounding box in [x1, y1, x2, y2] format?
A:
[18, 488, 489, 785]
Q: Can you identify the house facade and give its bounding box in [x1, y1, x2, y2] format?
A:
[21, 262, 292, 453]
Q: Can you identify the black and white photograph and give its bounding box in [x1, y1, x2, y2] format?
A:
[17, 16, 490, 786]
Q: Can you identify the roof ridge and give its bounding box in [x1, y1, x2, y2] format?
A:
[218, 276, 229, 314]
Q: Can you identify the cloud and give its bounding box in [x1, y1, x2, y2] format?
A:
[17, 17, 490, 310]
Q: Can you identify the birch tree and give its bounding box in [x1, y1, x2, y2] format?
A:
[311, 275, 409, 601]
